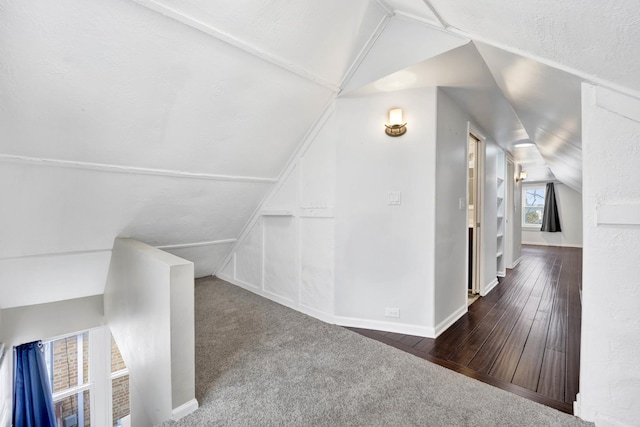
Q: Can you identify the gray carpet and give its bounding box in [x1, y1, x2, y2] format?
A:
[158, 277, 592, 426]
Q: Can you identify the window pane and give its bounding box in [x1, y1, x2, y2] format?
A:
[525, 188, 545, 206]
[112, 375, 130, 426]
[54, 390, 91, 427]
[524, 207, 544, 225]
[111, 335, 127, 374]
[49, 333, 89, 393]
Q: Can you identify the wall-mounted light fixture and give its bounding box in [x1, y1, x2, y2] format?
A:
[385, 108, 407, 137]
[516, 171, 527, 182]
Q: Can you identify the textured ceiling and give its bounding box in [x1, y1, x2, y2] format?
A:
[1, 0, 637, 307]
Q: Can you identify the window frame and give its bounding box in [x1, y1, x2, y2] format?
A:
[41, 327, 129, 427]
[522, 184, 546, 229]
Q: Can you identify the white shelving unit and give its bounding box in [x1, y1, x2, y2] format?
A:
[496, 151, 506, 277]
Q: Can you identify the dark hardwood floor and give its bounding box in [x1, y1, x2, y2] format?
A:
[348, 245, 582, 414]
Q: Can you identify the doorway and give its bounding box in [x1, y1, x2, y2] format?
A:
[468, 133, 482, 297]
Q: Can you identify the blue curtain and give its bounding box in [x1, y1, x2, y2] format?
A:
[13, 341, 57, 427]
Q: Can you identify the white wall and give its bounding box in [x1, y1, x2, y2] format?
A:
[522, 183, 583, 248]
[219, 86, 505, 338]
[334, 88, 437, 335]
[218, 106, 337, 323]
[579, 84, 640, 426]
[433, 89, 470, 331]
[104, 239, 196, 426]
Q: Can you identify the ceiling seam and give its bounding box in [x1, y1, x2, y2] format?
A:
[420, 0, 449, 28]
[129, 0, 339, 93]
[0, 154, 278, 184]
[339, 13, 392, 91]
[156, 239, 237, 250]
[371, 0, 394, 17]
[0, 239, 238, 261]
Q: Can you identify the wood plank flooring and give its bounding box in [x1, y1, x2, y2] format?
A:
[347, 245, 581, 414]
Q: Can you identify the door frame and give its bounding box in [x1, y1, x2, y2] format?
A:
[467, 124, 485, 295]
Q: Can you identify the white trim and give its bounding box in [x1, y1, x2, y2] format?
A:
[481, 278, 499, 297]
[335, 316, 435, 338]
[421, 0, 449, 28]
[156, 239, 237, 250]
[372, 0, 394, 16]
[0, 239, 238, 261]
[171, 398, 199, 421]
[219, 275, 334, 324]
[262, 290, 295, 307]
[434, 304, 467, 338]
[394, 10, 442, 27]
[339, 14, 391, 89]
[509, 256, 522, 269]
[0, 154, 277, 184]
[214, 101, 336, 276]
[573, 393, 582, 419]
[596, 203, 640, 226]
[0, 248, 111, 261]
[497, 270, 506, 278]
[298, 304, 335, 325]
[130, 0, 339, 92]
[596, 86, 640, 123]
[521, 241, 583, 248]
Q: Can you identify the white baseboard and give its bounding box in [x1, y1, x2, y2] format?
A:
[299, 303, 335, 324]
[481, 278, 499, 297]
[521, 241, 583, 248]
[509, 256, 522, 269]
[335, 316, 435, 338]
[573, 393, 582, 419]
[172, 398, 199, 421]
[434, 304, 467, 337]
[497, 270, 506, 278]
[217, 275, 335, 325]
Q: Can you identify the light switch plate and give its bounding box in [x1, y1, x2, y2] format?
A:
[388, 191, 401, 205]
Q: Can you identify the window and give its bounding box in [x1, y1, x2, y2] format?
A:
[523, 185, 545, 227]
[44, 333, 91, 427]
[110, 335, 130, 426]
[42, 328, 130, 427]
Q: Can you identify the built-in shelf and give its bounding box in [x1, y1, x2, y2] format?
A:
[496, 150, 506, 277]
[259, 210, 294, 216]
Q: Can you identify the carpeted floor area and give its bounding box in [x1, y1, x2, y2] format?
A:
[157, 276, 592, 426]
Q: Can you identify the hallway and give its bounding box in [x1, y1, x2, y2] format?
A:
[349, 245, 582, 414]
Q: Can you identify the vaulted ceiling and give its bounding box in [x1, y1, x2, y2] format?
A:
[1, 0, 637, 308]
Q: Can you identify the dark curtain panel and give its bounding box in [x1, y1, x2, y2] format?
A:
[13, 341, 57, 427]
[541, 182, 562, 232]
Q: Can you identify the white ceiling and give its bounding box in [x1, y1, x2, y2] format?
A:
[2, 0, 638, 307]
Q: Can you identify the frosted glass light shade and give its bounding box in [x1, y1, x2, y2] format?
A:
[389, 108, 403, 125]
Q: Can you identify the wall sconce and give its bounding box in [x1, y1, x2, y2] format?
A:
[385, 108, 407, 137]
[516, 171, 527, 182]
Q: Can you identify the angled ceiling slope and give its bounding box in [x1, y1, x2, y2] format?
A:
[0, 0, 387, 308]
[475, 42, 583, 191]
[343, 15, 468, 92]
